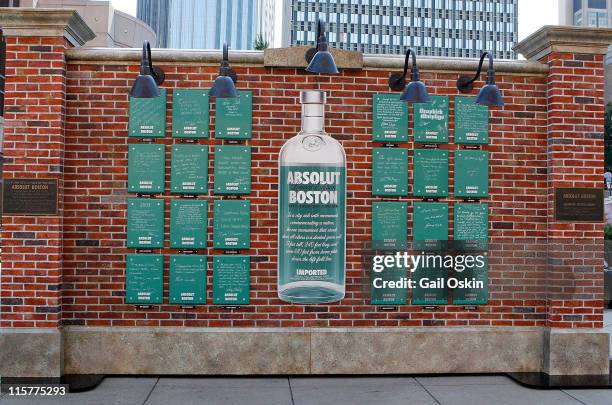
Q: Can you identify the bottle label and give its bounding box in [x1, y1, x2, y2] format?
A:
[278, 165, 346, 285]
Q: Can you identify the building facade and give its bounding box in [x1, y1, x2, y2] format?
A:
[281, 0, 518, 59]
[559, 0, 611, 27]
[137, 0, 275, 49]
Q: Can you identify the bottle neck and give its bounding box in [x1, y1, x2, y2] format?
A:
[301, 103, 325, 133]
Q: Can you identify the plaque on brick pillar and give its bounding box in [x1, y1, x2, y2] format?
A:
[170, 200, 208, 249]
[127, 143, 165, 194]
[411, 261, 448, 305]
[452, 256, 489, 305]
[214, 145, 251, 194]
[213, 199, 250, 249]
[413, 149, 449, 198]
[372, 147, 408, 196]
[370, 260, 407, 305]
[169, 255, 207, 305]
[172, 89, 209, 138]
[2, 179, 58, 215]
[413, 202, 448, 251]
[215, 90, 252, 139]
[372, 93, 408, 142]
[454, 96, 489, 144]
[453, 203, 488, 251]
[125, 254, 163, 304]
[371, 201, 407, 250]
[212, 255, 250, 305]
[129, 89, 166, 138]
[126, 198, 164, 248]
[454, 150, 489, 198]
[170, 144, 208, 194]
[413, 95, 449, 143]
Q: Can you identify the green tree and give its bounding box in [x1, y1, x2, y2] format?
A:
[605, 103, 612, 169]
[254, 33, 269, 50]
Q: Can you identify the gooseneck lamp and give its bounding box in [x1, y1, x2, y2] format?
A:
[209, 43, 238, 98]
[456, 51, 504, 107]
[305, 20, 339, 74]
[388, 48, 430, 103]
[129, 40, 165, 98]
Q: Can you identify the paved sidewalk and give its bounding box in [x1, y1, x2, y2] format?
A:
[1, 376, 612, 405]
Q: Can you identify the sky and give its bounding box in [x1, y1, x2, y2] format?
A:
[111, 0, 560, 47]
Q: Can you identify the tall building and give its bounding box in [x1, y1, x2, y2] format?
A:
[137, 0, 275, 50]
[281, 0, 518, 59]
[559, 0, 611, 27]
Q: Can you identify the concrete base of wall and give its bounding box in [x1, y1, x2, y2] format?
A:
[1, 327, 608, 378]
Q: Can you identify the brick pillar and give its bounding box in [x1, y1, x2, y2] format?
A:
[0, 9, 94, 380]
[516, 26, 612, 375]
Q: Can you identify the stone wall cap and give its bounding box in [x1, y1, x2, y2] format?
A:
[0, 8, 95, 47]
[515, 25, 612, 60]
[264, 45, 363, 69]
[67, 47, 548, 75]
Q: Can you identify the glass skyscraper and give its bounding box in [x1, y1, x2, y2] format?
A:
[281, 0, 518, 59]
[137, 0, 275, 49]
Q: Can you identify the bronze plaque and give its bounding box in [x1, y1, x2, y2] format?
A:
[2, 179, 59, 215]
[554, 188, 603, 222]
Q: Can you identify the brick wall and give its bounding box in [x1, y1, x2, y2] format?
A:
[1, 45, 604, 330]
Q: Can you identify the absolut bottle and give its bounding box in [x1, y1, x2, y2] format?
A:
[278, 91, 346, 304]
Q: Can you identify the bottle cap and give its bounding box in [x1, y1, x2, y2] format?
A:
[300, 90, 326, 104]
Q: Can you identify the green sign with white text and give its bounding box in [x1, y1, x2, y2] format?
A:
[414, 95, 449, 143]
[127, 143, 165, 193]
[372, 147, 408, 196]
[169, 254, 207, 305]
[214, 145, 251, 194]
[413, 202, 448, 242]
[413, 149, 448, 197]
[371, 201, 407, 250]
[125, 254, 163, 304]
[454, 150, 489, 198]
[170, 144, 208, 194]
[128, 89, 166, 138]
[372, 93, 408, 142]
[454, 203, 488, 251]
[170, 200, 208, 249]
[454, 96, 489, 144]
[411, 261, 448, 305]
[212, 255, 250, 305]
[452, 256, 489, 305]
[172, 89, 209, 138]
[371, 261, 407, 305]
[215, 90, 252, 139]
[126, 198, 164, 248]
[213, 199, 250, 249]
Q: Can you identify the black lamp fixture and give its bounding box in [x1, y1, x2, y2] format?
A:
[210, 43, 238, 98]
[129, 40, 165, 98]
[305, 20, 339, 74]
[456, 51, 504, 107]
[388, 48, 430, 103]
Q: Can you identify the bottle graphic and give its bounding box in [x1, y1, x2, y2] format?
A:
[278, 91, 346, 304]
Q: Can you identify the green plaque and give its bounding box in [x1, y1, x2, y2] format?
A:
[215, 90, 252, 139]
[172, 89, 209, 138]
[411, 261, 448, 305]
[127, 143, 165, 193]
[452, 256, 488, 305]
[212, 255, 250, 305]
[413, 95, 449, 143]
[413, 202, 448, 243]
[454, 203, 488, 251]
[371, 201, 407, 250]
[169, 254, 207, 305]
[372, 93, 408, 142]
[454, 96, 489, 144]
[214, 145, 251, 194]
[128, 89, 166, 138]
[372, 147, 408, 196]
[371, 261, 407, 305]
[126, 198, 164, 248]
[125, 254, 163, 304]
[213, 199, 250, 249]
[413, 149, 449, 197]
[170, 144, 208, 194]
[170, 200, 208, 249]
[454, 150, 488, 198]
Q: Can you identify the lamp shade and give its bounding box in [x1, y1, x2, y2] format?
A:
[475, 83, 504, 106]
[306, 50, 339, 74]
[129, 73, 161, 98]
[400, 80, 430, 103]
[209, 75, 238, 98]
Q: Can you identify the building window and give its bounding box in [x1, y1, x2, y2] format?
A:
[588, 0, 607, 9]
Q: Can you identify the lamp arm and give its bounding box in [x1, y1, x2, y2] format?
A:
[316, 20, 322, 50]
[465, 51, 491, 85]
[223, 42, 229, 62]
